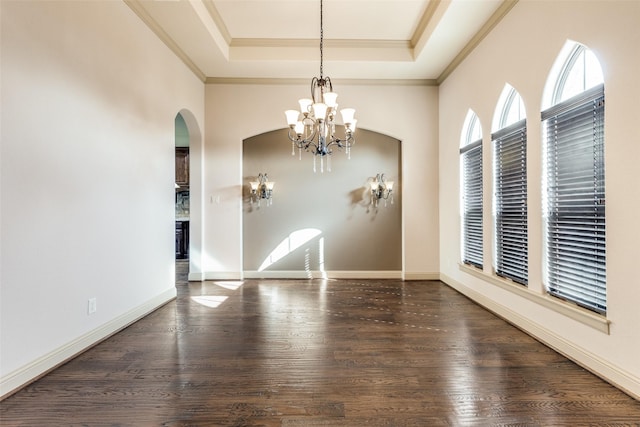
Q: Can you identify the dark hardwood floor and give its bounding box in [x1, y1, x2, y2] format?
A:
[2, 261, 639, 426]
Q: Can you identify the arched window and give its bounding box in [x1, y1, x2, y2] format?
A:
[544, 42, 604, 108]
[542, 41, 606, 314]
[492, 84, 527, 285]
[460, 110, 483, 268]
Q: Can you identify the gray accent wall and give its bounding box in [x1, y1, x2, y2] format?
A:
[243, 128, 401, 275]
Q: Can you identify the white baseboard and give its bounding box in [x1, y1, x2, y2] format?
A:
[242, 270, 403, 279]
[204, 271, 243, 280]
[186, 271, 243, 281]
[440, 273, 640, 401]
[0, 287, 177, 400]
[403, 272, 440, 281]
[188, 271, 204, 281]
[190, 271, 439, 281]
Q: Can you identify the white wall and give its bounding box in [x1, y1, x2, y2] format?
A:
[0, 0, 204, 397]
[439, 0, 640, 398]
[200, 83, 439, 280]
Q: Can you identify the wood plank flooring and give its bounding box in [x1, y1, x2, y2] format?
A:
[2, 264, 639, 425]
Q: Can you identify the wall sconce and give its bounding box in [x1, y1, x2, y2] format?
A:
[370, 173, 394, 207]
[249, 173, 275, 206]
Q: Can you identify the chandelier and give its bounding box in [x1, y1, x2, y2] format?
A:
[284, 0, 357, 173]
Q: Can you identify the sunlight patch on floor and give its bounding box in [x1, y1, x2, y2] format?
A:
[191, 295, 228, 308]
[213, 281, 244, 290]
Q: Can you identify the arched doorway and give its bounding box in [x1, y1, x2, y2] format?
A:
[174, 110, 202, 284]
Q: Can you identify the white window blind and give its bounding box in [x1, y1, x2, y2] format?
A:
[461, 139, 483, 268]
[542, 84, 606, 314]
[492, 119, 528, 285]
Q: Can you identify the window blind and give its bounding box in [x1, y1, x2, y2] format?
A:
[460, 139, 483, 268]
[492, 119, 528, 285]
[542, 84, 606, 314]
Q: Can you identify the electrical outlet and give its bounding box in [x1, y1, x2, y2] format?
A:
[88, 298, 97, 315]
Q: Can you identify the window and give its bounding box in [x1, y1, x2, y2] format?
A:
[542, 42, 606, 314]
[492, 85, 527, 285]
[460, 111, 483, 268]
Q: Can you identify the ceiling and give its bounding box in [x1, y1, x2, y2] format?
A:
[125, 0, 516, 84]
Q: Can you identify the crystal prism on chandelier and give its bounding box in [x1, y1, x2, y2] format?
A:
[284, 0, 357, 173]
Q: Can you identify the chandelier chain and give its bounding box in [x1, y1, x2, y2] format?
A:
[319, 0, 323, 79]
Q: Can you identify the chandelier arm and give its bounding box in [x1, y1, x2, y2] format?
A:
[326, 134, 356, 148]
[304, 117, 319, 145]
[325, 76, 332, 92]
[287, 127, 301, 143]
[305, 140, 320, 152]
[311, 77, 319, 104]
[287, 114, 319, 144]
[287, 128, 321, 151]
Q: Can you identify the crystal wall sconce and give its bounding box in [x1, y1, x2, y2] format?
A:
[249, 173, 275, 206]
[370, 173, 394, 207]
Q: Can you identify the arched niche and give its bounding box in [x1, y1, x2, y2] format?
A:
[242, 128, 402, 278]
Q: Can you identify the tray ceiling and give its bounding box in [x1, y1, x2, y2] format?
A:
[125, 0, 516, 83]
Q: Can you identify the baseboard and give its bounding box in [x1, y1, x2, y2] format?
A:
[186, 271, 244, 281]
[204, 271, 243, 281]
[188, 271, 204, 281]
[440, 273, 640, 401]
[191, 271, 437, 281]
[242, 270, 403, 279]
[403, 272, 440, 281]
[0, 287, 177, 400]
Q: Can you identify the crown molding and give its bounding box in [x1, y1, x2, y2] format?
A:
[203, 0, 232, 45]
[230, 38, 411, 50]
[124, 0, 207, 82]
[411, 0, 444, 48]
[205, 77, 438, 86]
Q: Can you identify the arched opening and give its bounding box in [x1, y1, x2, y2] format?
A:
[242, 128, 402, 278]
[174, 109, 202, 284]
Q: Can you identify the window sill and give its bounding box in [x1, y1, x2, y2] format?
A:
[458, 263, 610, 334]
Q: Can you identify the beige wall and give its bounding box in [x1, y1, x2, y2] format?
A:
[5, 0, 636, 403]
[438, 0, 640, 398]
[0, 0, 204, 396]
[200, 83, 439, 280]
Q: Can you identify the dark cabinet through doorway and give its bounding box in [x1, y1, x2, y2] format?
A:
[175, 221, 189, 259]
